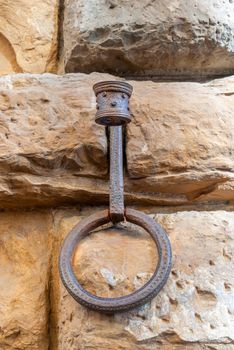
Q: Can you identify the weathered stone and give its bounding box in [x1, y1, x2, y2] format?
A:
[0, 211, 52, 349]
[0, 73, 108, 208]
[73, 224, 157, 298]
[60, 0, 234, 78]
[0, 0, 58, 75]
[0, 73, 233, 208]
[52, 209, 234, 349]
[126, 76, 234, 204]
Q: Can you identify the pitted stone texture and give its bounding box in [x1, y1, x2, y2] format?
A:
[0, 0, 58, 75]
[126, 75, 234, 204]
[53, 209, 234, 349]
[61, 0, 234, 78]
[0, 73, 107, 208]
[0, 211, 52, 350]
[0, 73, 233, 208]
[73, 224, 157, 298]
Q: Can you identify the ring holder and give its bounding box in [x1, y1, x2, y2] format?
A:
[59, 81, 172, 313]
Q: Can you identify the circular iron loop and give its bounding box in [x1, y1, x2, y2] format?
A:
[59, 208, 172, 313]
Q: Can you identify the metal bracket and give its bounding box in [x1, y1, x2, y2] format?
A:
[93, 80, 133, 223]
[59, 81, 172, 313]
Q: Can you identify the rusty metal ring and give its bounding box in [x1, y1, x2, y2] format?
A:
[59, 208, 172, 313]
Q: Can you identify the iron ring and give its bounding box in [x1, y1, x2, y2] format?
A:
[59, 208, 172, 313]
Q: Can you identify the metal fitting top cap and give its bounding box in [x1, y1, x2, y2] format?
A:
[93, 81, 133, 97]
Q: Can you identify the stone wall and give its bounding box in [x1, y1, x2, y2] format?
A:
[60, 0, 234, 79]
[0, 0, 58, 74]
[1, 208, 234, 350]
[0, 1, 233, 350]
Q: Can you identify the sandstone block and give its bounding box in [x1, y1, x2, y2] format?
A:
[52, 209, 234, 349]
[0, 73, 108, 207]
[0, 0, 58, 74]
[0, 211, 52, 349]
[60, 0, 234, 78]
[0, 73, 233, 207]
[126, 76, 234, 205]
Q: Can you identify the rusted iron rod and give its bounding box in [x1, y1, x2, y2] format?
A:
[109, 125, 124, 223]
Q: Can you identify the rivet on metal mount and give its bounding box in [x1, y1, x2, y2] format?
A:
[93, 80, 133, 126]
[59, 81, 172, 313]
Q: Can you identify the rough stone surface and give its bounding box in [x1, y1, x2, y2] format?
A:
[0, 0, 58, 75]
[0, 73, 233, 207]
[0, 73, 108, 208]
[126, 76, 234, 204]
[0, 211, 52, 350]
[52, 209, 234, 349]
[60, 0, 234, 78]
[74, 224, 157, 298]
